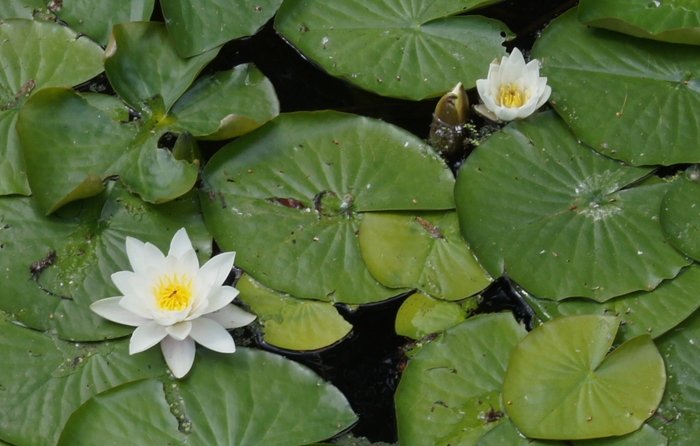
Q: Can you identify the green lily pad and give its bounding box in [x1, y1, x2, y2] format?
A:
[532, 8, 700, 166]
[104, 21, 218, 117]
[0, 0, 44, 19]
[395, 312, 528, 445]
[58, 348, 358, 446]
[237, 274, 352, 351]
[0, 317, 166, 446]
[169, 64, 280, 140]
[525, 265, 700, 343]
[359, 211, 491, 300]
[454, 111, 690, 301]
[274, 0, 513, 100]
[578, 0, 700, 45]
[503, 315, 666, 440]
[660, 166, 700, 260]
[0, 183, 211, 341]
[648, 308, 700, 445]
[161, 0, 284, 57]
[53, 0, 156, 45]
[200, 111, 454, 305]
[476, 420, 563, 445]
[0, 19, 103, 196]
[394, 292, 471, 340]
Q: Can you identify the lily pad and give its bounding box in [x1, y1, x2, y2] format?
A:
[359, 211, 492, 300]
[660, 166, 700, 260]
[0, 317, 166, 446]
[578, 0, 700, 45]
[525, 265, 700, 343]
[200, 111, 455, 305]
[648, 308, 700, 445]
[237, 274, 352, 351]
[0, 183, 211, 341]
[454, 111, 690, 301]
[503, 315, 666, 440]
[0, 19, 104, 196]
[532, 8, 700, 166]
[161, 0, 284, 57]
[394, 292, 471, 340]
[274, 0, 513, 100]
[395, 312, 528, 445]
[58, 348, 358, 445]
[0, 1, 44, 19]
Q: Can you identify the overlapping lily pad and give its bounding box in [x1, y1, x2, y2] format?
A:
[274, 0, 513, 100]
[0, 19, 103, 196]
[455, 111, 690, 301]
[394, 292, 472, 339]
[660, 166, 700, 260]
[578, 0, 700, 45]
[533, 8, 700, 166]
[200, 111, 455, 305]
[525, 265, 700, 343]
[0, 317, 166, 446]
[359, 211, 491, 300]
[503, 315, 666, 440]
[236, 274, 352, 351]
[0, 183, 211, 341]
[395, 312, 528, 445]
[161, 0, 283, 57]
[58, 348, 358, 446]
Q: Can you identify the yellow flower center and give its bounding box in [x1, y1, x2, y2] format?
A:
[498, 83, 529, 108]
[153, 274, 193, 311]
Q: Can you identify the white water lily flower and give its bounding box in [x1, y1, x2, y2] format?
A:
[475, 48, 551, 122]
[90, 228, 256, 378]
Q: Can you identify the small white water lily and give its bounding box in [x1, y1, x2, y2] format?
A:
[90, 228, 256, 378]
[475, 48, 551, 122]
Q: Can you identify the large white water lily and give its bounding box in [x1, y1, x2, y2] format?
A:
[90, 228, 256, 378]
[475, 48, 551, 122]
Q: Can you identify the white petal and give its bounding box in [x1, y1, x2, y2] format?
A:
[119, 295, 153, 320]
[143, 242, 166, 267]
[495, 105, 522, 122]
[130, 321, 168, 354]
[161, 336, 196, 378]
[178, 248, 200, 278]
[125, 236, 148, 274]
[202, 286, 239, 314]
[91, 297, 150, 326]
[166, 321, 193, 341]
[111, 270, 138, 296]
[190, 317, 236, 353]
[205, 304, 256, 329]
[536, 84, 552, 108]
[168, 228, 193, 259]
[197, 252, 235, 291]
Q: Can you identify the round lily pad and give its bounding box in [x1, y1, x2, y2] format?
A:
[58, 348, 358, 446]
[236, 274, 352, 351]
[0, 19, 104, 196]
[532, 8, 700, 166]
[359, 211, 491, 300]
[395, 312, 528, 445]
[0, 317, 166, 446]
[274, 0, 513, 100]
[0, 183, 211, 341]
[454, 111, 690, 301]
[503, 315, 666, 440]
[394, 292, 471, 339]
[660, 166, 700, 260]
[199, 111, 455, 305]
[525, 265, 700, 343]
[578, 0, 700, 45]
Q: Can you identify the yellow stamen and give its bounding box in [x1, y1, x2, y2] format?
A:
[153, 274, 193, 311]
[498, 83, 529, 108]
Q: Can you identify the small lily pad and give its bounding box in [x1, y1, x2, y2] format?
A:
[503, 315, 666, 440]
[274, 0, 513, 100]
[578, 0, 700, 45]
[395, 312, 527, 445]
[236, 274, 352, 351]
[455, 111, 690, 301]
[394, 292, 471, 340]
[58, 348, 358, 446]
[200, 111, 455, 305]
[359, 211, 491, 300]
[533, 8, 700, 166]
[660, 166, 700, 260]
